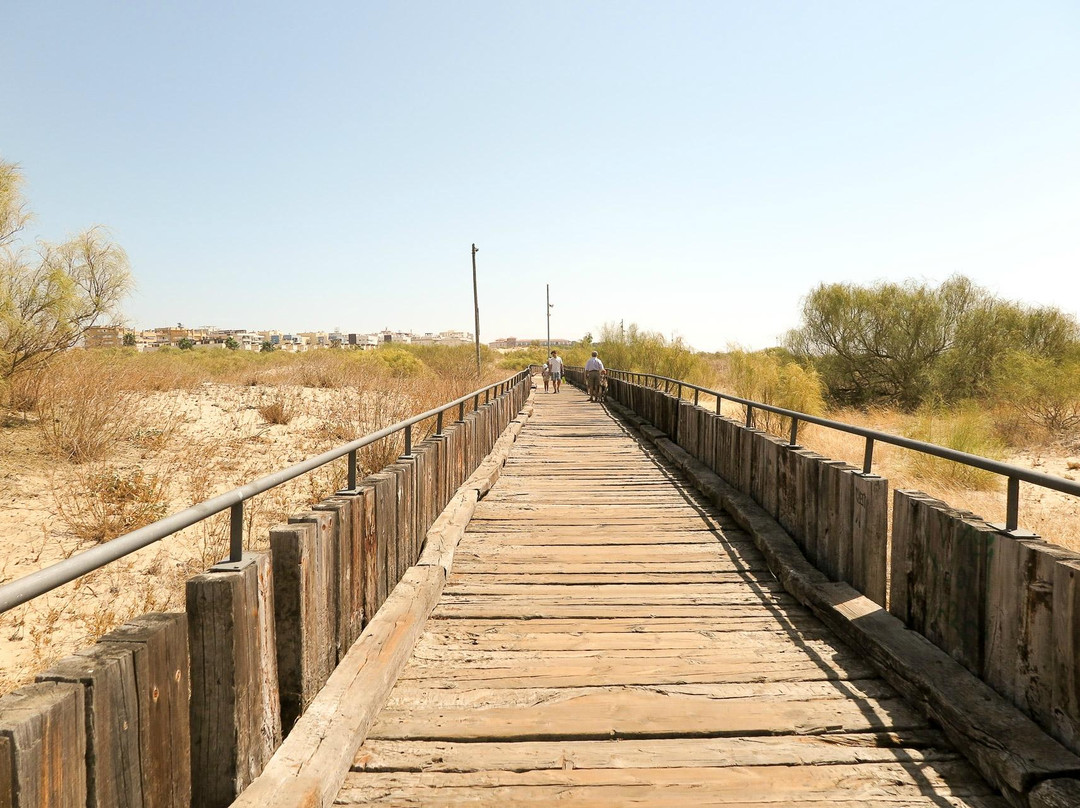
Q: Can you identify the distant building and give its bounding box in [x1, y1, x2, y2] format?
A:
[83, 325, 127, 349]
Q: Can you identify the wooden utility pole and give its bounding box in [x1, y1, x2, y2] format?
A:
[472, 244, 481, 380]
[546, 284, 552, 357]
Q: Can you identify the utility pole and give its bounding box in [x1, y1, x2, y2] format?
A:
[472, 244, 481, 381]
[546, 284, 552, 357]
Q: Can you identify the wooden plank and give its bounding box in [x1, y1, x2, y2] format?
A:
[37, 644, 142, 808]
[354, 731, 960, 772]
[368, 471, 397, 604]
[948, 517, 996, 675]
[186, 552, 280, 808]
[798, 451, 823, 565]
[0, 682, 86, 808]
[889, 489, 920, 622]
[851, 474, 888, 607]
[270, 520, 327, 734]
[289, 510, 338, 683]
[337, 762, 1002, 806]
[1053, 559, 1080, 755]
[98, 613, 191, 808]
[317, 496, 363, 654]
[369, 686, 927, 741]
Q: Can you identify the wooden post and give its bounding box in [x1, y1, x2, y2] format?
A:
[289, 511, 338, 679]
[1053, 559, 1080, 754]
[365, 471, 398, 601]
[0, 682, 86, 807]
[271, 521, 329, 735]
[798, 452, 824, 566]
[97, 613, 191, 808]
[37, 645, 143, 808]
[851, 474, 888, 607]
[315, 497, 363, 657]
[777, 445, 798, 539]
[186, 553, 281, 808]
[890, 490, 925, 623]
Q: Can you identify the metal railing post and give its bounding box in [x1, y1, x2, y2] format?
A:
[1006, 477, 1020, 532]
[435, 410, 444, 437]
[862, 437, 875, 474]
[788, 418, 799, 446]
[348, 449, 358, 489]
[745, 406, 754, 428]
[402, 424, 413, 459]
[229, 502, 244, 563]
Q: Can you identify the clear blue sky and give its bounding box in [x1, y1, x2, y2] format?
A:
[3, 1, 1078, 351]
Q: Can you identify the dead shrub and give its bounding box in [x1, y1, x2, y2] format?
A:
[258, 396, 296, 425]
[55, 466, 169, 543]
[34, 353, 143, 462]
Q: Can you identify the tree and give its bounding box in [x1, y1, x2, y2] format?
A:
[1, 160, 132, 383]
[786, 275, 1080, 409]
[224, 336, 240, 351]
[177, 337, 195, 350]
[122, 332, 136, 347]
[260, 341, 275, 353]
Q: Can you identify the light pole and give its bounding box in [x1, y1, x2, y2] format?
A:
[546, 283, 552, 357]
[472, 244, 481, 381]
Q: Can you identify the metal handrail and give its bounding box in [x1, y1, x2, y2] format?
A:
[0, 369, 530, 614]
[571, 366, 1080, 532]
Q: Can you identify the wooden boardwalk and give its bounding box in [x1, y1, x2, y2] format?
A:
[335, 384, 1005, 806]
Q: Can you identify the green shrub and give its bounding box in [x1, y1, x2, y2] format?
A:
[904, 402, 1004, 491]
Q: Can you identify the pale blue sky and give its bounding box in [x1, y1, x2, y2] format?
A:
[3, 1, 1078, 351]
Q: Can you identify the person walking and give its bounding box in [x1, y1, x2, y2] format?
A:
[547, 350, 564, 393]
[585, 350, 606, 401]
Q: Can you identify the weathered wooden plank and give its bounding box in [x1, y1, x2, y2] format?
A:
[1053, 559, 1080, 754]
[369, 687, 926, 741]
[98, 613, 191, 808]
[186, 552, 280, 808]
[314, 496, 360, 657]
[851, 474, 888, 607]
[337, 762, 1002, 805]
[367, 470, 397, 605]
[798, 451, 823, 565]
[889, 489, 920, 622]
[271, 520, 328, 734]
[947, 517, 996, 675]
[289, 510, 338, 680]
[354, 731, 959, 772]
[0, 682, 86, 808]
[37, 644, 143, 808]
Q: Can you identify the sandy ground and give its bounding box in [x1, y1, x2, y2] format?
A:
[1, 384, 1078, 694]
[0, 382, 410, 693]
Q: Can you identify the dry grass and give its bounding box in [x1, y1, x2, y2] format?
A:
[0, 346, 519, 695]
[54, 466, 169, 543]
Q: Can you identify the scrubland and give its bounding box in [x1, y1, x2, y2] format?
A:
[0, 345, 510, 693]
[2, 333, 1079, 695]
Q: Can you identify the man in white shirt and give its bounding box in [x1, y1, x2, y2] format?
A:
[547, 350, 564, 393]
[585, 351, 606, 401]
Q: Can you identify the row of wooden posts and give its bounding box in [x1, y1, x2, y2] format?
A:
[0, 373, 531, 808]
[584, 370, 1080, 763]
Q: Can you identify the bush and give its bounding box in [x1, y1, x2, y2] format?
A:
[998, 353, 1080, 438]
[904, 403, 1004, 491]
[723, 347, 826, 435]
[55, 466, 168, 543]
[34, 353, 142, 462]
